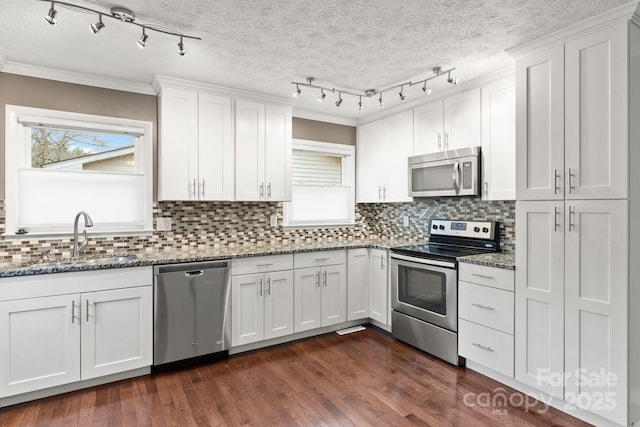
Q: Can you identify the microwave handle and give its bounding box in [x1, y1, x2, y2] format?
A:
[452, 161, 460, 190]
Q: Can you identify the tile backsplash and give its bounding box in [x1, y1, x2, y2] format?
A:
[0, 198, 514, 263]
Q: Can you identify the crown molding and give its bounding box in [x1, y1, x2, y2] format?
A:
[356, 65, 515, 126]
[0, 60, 155, 95]
[292, 109, 357, 127]
[507, 0, 640, 59]
[152, 75, 295, 106]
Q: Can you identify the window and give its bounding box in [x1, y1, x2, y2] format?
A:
[5, 105, 153, 237]
[283, 139, 355, 227]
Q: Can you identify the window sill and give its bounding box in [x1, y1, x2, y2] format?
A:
[283, 222, 356, 230]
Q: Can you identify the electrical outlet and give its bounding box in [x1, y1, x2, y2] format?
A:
[403, 215, 409, 227]
[156, 217, 172, 232]
[270, 215, 278, 227]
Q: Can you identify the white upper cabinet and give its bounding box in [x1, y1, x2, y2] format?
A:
[158, 87, 234, 201]
[356, 110, 413, 203]
[481, 78, 516, 200]
[564, 24, 628, 200]
[516, 23, 628, 200]
[413, 88, 481, 155]
[235, 100, 292, 201]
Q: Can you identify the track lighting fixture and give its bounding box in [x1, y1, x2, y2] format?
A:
[291, 65, 456, 110]
[90, 14, 105, 34]
[40, 1, 200, 56]
[45, 2, 57, 25]
[318, 88, 326, 103]
[137, 27, 149, 48]
[447, 70, 458, 85]
[292, 84, 301, 98]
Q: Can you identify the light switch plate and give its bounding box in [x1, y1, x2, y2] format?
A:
[403, 215, 409, 227]
[270, 215, 278, 227]
[156, 217, 172, 232]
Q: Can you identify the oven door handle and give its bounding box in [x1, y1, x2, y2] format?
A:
[390, 253, 456, 269]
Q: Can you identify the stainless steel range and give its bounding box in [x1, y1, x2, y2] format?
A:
[390, 219, 499, 365]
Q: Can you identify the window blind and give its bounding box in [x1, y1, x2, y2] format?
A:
[292, 151, 342, 186]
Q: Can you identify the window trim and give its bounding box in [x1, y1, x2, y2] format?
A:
[283, 139, 355, 228]
[4, 105, 154, 238]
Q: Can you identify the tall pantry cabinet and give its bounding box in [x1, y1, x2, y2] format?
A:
[511, 10, 640, 426]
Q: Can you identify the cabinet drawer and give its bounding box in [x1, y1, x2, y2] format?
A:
[231, 254, 293, 276]
[459, 319, 514, 378]
[458, 281, 514, 334]
[294, 250, 346, 269]
[458, 263, 514, 291]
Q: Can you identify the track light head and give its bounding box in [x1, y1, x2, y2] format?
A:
[318, 89, 326, 103]
[378, 93, 384, 108]
[292, 84, 301, 98]
[90, 15, 105, 34]
[399, 86, 406, 101]
[45, 2, 57, 25]
[422, 82, 432, 94]
[358, 96, 363, 111]
[335, 93, 343, 107]
[447, 71, 458, 85]
[178, 36, 186, 56]
[137, 28, 149, 48]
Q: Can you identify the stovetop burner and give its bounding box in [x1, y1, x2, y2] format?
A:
[391, 243, 493, 262]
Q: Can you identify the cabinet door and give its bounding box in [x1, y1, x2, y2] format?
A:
[356, 120, 385, 203]
[382, 110, 414, 203]
[294, 267, 322, 332]
[198, 93, 234, 201]
[369, 249, 388, 325]
[0, 295, 80, 397]
[413, 101, 444, 154]
[235, 100, 266, 201]
[564, 200, 627, 425]
[481, 78, 516, 201]
[515, 201, 564, 397]
[347, 248, 370, 321]
[158, 88, 199, 201]
[515, 45, 564, 200]
[231, 273, 264, 346]
[264, 104, 292, 201]
[264, 270, 294, 340]
[321, 264, 347, 327]
[443, 88, 481, 150]
[565, 24, 628, 200]
[81, 286, 152, 380]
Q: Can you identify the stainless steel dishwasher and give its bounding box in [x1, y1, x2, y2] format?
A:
[153, 260, 231, 371]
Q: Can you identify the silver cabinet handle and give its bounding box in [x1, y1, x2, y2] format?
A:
[201, 179, 205, 198]
[554, 206, 560, 232]
[191, 179, 196, 198]
[86, 299, 90, 322]
[71, 301, 76, 324]
[569, 205, 575, 231]
[471, 273, 494, 279]
[380, 255, 385, 269]
[568, 168, 575, 194]
[472, 343, 495, 352]
[315, 258, 330, 262]
[378, 185, 382, 201]
[484, 182, 489, 196]
[382, 186, 387, 200]
[472, 303, 495, 311]
[259, 182, 265, 199]
[315, 271, 320, 288]
[323, 270, 327, 287]
[256, 263, 273, 267]
[437, 132, 442, 151]
[258, 278, 263, 296]
[444, 132, 449, 150]
[267, 182, 272, 199]
[267, 276, 271, 295]
[554, 169, 560, 195]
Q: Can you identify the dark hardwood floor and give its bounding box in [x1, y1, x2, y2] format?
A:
[0, 327, 590, 426]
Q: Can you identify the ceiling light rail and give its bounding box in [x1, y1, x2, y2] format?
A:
[291, 66, 457, 110]
[40, 0, 201, 56]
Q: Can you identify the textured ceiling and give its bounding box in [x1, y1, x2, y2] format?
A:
[0, 0, 633, 120]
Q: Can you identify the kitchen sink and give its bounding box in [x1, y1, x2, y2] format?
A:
[39, 261, 76, 268]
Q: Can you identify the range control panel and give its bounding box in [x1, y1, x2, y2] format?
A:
[429, 219, 496, 240]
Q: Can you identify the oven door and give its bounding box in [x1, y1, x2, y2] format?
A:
[390, 253, 457, 332]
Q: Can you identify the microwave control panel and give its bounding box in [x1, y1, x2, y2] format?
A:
[429, 219, 495, 240]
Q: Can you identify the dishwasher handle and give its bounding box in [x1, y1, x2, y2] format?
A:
[155, 260, 230, 275]
[185, 270, 204, 277]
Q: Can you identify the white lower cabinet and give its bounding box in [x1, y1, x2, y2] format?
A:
[347, 248, 369, 321]
[231, 255, 294, 347]
[294, 250, 347, 333]
[458, 263, 515, 378]
[369, 249, 388, 325]
[0, 267, 152, 399]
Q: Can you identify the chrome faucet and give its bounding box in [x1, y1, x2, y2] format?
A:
[72, 211, 94, 258]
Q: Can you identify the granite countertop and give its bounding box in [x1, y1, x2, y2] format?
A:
[0, 238, 423, 278]
[457, 252, 515, 270]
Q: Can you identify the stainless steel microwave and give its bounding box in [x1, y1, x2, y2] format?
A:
[408, 147, 480, 198]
